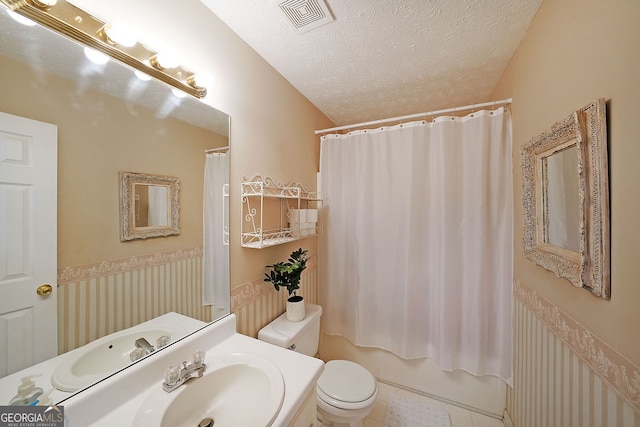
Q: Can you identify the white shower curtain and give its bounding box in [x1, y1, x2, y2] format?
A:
[203, 152, 229, 314]
[319, 108, 513, 383]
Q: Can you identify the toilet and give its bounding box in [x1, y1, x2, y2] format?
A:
[258, 303, 378, 427]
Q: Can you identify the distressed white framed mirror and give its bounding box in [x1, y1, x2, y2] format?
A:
[522, 98, 610, 299]
[120, 171, 180, 241]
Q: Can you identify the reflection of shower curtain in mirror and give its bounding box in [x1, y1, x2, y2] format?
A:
[320, 108, 513, 384]
[147, 186, 168, 226]
[203, 153, 229, 311]
[544, 146, 580, 252]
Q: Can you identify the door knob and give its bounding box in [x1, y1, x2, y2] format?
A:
[37, 284, 53, 296]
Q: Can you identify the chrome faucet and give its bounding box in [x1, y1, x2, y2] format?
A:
[131, 335, 172, 362]
[162, 350, 206, 393]
[135, 338, 155, 354]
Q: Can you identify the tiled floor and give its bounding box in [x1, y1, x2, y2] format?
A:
[363, 382, 503, 427]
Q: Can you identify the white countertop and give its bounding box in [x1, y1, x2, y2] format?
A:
[61, 313, 324, 427]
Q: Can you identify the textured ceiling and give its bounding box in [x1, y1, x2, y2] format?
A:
[201, 0, 542, 127]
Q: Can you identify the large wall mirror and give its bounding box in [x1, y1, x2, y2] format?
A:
[0, 5, 230, 403]
[522, 99, 610, 299]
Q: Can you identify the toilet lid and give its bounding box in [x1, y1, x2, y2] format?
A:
[317, 360, 377, 403]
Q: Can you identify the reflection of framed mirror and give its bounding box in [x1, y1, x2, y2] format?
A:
[522, 98, 610, 299]
[120, 171, 180, 241]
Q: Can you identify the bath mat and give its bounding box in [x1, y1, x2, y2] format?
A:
[383, 394, 451, 427]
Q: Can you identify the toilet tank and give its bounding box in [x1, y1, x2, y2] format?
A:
[258, 303, 322, 356]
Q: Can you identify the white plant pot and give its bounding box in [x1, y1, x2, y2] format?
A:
[286, 297, 305, 322]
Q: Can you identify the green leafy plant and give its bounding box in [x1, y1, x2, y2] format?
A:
[264, 248, 309, 301]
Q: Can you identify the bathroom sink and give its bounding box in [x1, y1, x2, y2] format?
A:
[52, 324, 186, 392]
[132, 352, 285, 427]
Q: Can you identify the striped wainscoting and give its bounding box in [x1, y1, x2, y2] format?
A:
[508, 278, 640, 427]
[57, 247, 211, 354]
[231, 256, 318, 338]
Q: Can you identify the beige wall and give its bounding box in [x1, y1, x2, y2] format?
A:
[492, 0, 640, 423]
[491, 0, 640, 367]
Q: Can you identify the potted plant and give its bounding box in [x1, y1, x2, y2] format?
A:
[264, 248, 309, 322]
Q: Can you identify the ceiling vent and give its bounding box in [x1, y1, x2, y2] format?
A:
[276, 0, 335, 33]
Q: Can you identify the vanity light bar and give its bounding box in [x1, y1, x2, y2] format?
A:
[1, 0, 207, 98]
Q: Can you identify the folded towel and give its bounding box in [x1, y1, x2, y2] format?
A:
[306, 209, 318, 222]
[288, 208, 304, 222]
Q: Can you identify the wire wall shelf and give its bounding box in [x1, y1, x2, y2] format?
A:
[241, 175, 323, 249]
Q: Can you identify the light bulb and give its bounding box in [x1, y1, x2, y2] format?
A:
[103, 23, 137, 47]
[191, 72, 215, 90]
[171, 88, 187, 99]
[152, 53, 180, 69]
[134, 70, 151, 81]
[83, 47, 109, 65]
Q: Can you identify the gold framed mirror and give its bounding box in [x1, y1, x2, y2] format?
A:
[120, 171, 180, 241]
[522, 98, 610, 299]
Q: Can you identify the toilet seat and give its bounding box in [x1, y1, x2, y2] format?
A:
[316, 360, 377, 410]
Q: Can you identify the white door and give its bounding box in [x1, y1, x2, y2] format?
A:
[0, 112, 57, 377]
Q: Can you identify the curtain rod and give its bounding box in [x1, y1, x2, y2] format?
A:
[315, 98, 512, 135]
[205, 146, 229, 153]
